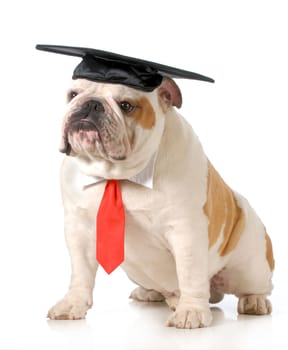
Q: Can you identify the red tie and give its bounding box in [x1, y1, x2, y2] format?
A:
[96, 180, 125, 274]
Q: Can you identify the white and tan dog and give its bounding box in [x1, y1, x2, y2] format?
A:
[48, 77, 274, 328]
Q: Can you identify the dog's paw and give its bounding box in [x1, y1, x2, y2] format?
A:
[166, 305, 212, 329]
[129, 287, 164, 302]
[48, 292, 92, 320]
[238, 295, 272, 315]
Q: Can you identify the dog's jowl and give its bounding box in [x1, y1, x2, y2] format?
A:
[36, 45, 274, 329]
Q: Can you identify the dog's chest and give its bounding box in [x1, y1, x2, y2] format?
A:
[93, 181, 179, 292]
[121, 180, 175, 244]
[64, 157, 201, 293]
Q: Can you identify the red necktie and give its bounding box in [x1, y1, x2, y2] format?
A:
[96, 180, 125, 274]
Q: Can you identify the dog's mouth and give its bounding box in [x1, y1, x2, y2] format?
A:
[61, 117, 128, 161]
[60, 119, 99, 155]
[66, 120, 105, 156]
[68, 119, 98, 133]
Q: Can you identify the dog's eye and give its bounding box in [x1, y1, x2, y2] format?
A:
[120, 101, 135, 114]
[68, 91, 78, 101]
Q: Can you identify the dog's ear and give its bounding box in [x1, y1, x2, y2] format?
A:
[158, 78, 182, 110]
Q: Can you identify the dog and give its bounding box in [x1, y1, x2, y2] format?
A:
[47, 77, 274, 328]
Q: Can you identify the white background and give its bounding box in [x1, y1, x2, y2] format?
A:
[0, 0, 287, 349]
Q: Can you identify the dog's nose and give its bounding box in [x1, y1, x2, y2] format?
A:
[82, 99, 105, 115]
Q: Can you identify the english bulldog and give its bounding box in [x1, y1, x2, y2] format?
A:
[47, 77, 274, 328]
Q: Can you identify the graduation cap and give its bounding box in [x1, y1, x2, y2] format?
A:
[36, 44, 214, 92]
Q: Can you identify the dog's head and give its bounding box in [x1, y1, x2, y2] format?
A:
[60, 78, 182, 178]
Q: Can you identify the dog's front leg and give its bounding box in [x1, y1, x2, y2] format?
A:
[166, 223, 212, 329]
[48, 209, 98, 320]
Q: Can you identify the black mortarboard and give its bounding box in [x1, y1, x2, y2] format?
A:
[36, 44, 214, 92]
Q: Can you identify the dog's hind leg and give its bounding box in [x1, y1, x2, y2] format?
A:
[222, 195, 274, 315]
[209, 272, 225, 304]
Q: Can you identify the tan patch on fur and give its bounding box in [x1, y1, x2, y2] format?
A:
[128, 97, 156, 129]
[204, 161, 245, 256]
[265, 230, 275, 271]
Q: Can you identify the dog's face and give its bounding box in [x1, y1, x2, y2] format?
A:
[60, 78, 182, 177]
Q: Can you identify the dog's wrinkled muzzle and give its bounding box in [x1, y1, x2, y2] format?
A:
[60, 99, 106, 155]
[69, 99, 105, 131]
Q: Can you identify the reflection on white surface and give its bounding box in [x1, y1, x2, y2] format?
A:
[0, 276, 285, 350]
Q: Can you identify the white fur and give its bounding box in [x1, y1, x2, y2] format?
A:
[48, 80, 273, 328]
